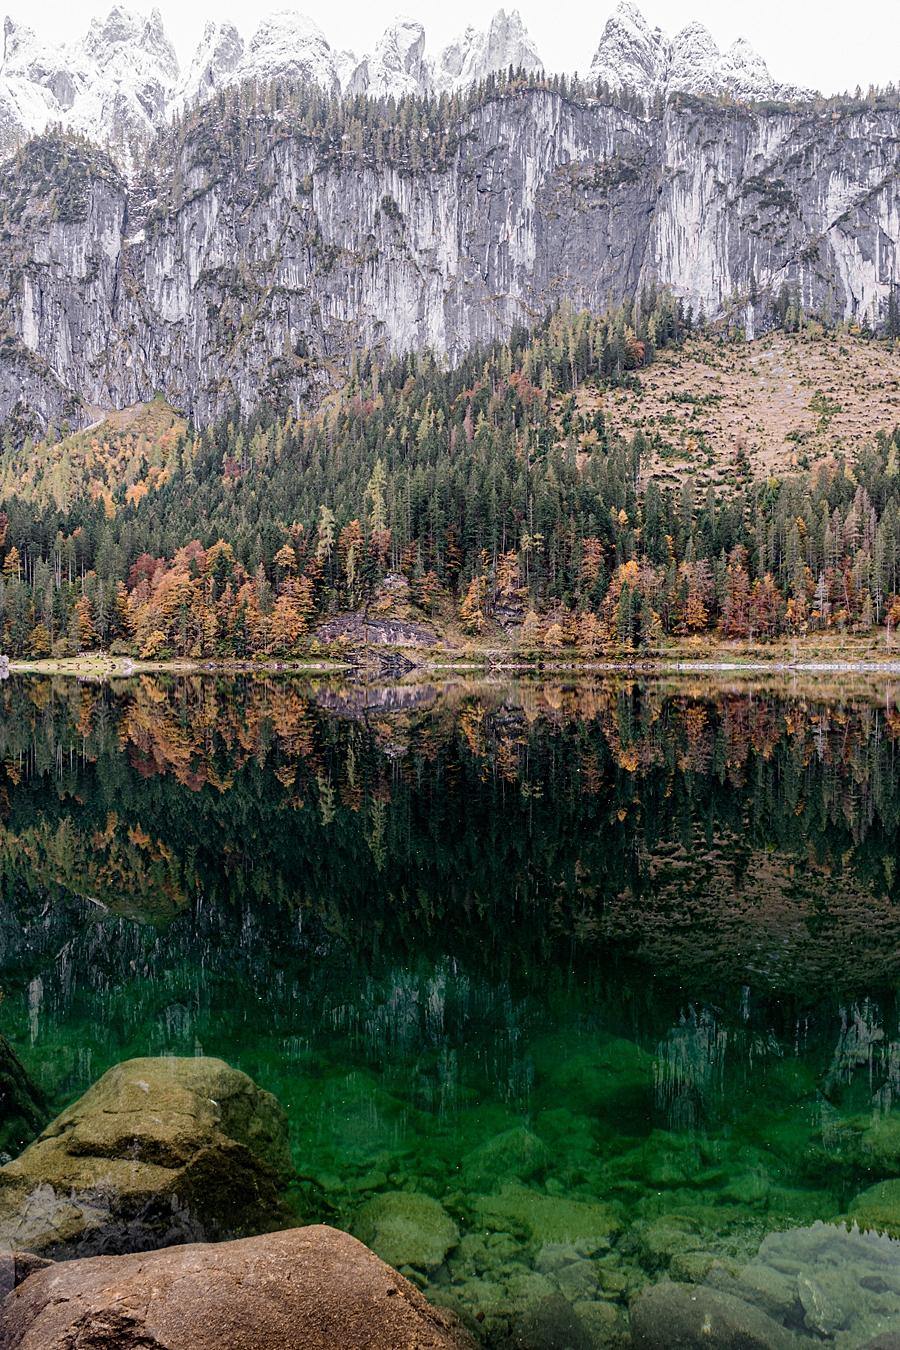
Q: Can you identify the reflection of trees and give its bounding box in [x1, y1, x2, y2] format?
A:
[0, 676, 899, 989]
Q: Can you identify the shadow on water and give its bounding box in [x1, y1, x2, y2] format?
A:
[3, 673, 900, 1344]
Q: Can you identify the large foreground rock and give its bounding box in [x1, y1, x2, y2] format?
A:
[0, 1225, 476, 1350]
[0, 1056, 294, 1258]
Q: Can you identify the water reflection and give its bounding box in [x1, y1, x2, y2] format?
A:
[2, 674, 900, 1344]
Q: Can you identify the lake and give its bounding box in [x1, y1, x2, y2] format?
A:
[3, 671, 900, 1347]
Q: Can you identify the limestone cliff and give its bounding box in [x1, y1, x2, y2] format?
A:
[1, 90, 898, 436]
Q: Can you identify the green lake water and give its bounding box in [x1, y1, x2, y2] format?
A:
[4, 672, 900, 1345]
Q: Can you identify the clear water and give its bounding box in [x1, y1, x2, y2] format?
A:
[4, 673, 900, 1346]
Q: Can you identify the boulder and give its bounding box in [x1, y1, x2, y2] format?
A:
[0, 1056, 295, 1258]
[353, 1191, 459, 1270]
[509, 1292, 595, 1350]
[468, 1184, 619, 1245]
[460, 1126, 550, 1191]
[850, 1179, 900, 1234]
[0, 1224, 477, 1350]
[629, 1280, 801, 1350]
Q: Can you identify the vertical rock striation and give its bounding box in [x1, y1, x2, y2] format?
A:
[0, 91, 897, 435]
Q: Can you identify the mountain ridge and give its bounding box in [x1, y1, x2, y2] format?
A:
[0, 82, 897, 439]
[0, 2, 816, 157]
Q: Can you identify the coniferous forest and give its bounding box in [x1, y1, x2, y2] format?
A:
[0, 298, 899, 659]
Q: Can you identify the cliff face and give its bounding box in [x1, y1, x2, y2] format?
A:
[1, 91, 899, 435]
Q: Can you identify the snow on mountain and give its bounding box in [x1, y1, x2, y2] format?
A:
[67, 6, 180, 142]
[344, 17, 427, 100]
[172, 21, 244, 115]
[0, 1, 816, 162]
[342, 9, 544, 101]
[236, 11, 339, 96]
[0, 5, 180, 148]
[588, 0, 815, 103]
[432, 8, 543, 93]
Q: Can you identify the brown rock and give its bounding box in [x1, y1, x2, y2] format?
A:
[0, 1225, 478, 1350]
[0, 1056, 294, 1258]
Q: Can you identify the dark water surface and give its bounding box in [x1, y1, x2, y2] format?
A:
[4, 672, 900, 1345]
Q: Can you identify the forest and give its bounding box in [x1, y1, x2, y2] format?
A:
[0, 297, 899, 659]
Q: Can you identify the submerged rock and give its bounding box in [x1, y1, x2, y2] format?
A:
[460, 1127, 550, 1191]
[353, 1192, 459, 1270]
[0, 1225, 477, 1350]
[630, 1280, 801, 1349]
[0, 1037, 49, 1160]
[469, 1184, 619, 1245]
[0, 1055, 294, 1257]
[851, 1179, 900, 1234]
[510, 1292, 595, 1350]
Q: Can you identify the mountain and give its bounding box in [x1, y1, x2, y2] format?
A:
[344, 17, 429, 101]
[0, 6, 179, 150]
[589, 2, 814, 104]
[0, 6, 544, 150]
[0, 2, 818, 156]
[0, 86, 896, 439]
[431, 8, 543, 93]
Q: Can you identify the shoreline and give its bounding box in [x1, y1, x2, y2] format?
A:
[8, 652, 900, 678]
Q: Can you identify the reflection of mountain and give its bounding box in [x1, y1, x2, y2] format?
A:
[0, 674, 898, 992]
[603, 845, 900, 991]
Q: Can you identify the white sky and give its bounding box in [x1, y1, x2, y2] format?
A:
[5, 0, 899, 97]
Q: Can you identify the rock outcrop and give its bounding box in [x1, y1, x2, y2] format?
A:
[1, 87, 898, 437]
[0, 1055, 294, 1257]
[0, 1225, 477, 1350]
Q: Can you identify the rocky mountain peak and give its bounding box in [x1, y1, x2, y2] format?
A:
[239, 11, 338, 94]
[345, 16, 428, 101]
[79, 6, 179, 85]
[432, 7, 543, 93]
[0, 2, 817, 160]
[589, 0, 815, 103]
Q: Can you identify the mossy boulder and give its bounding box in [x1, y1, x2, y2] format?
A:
[468, 1184, 620, 1246]
[0, 1056, 294, 1258]
[849, 1178, 900, 1234]
[459, 1127, 550, 1190]
[353, 1192, 459, 1270]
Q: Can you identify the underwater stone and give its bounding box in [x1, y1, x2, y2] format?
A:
[720, 1171, 771, 1206]
[459, 1126, 550, 1190]
[735, 1262, 802, 1321]
[668, 1251, 720, 1284]
[554, 1256, 600, 1302]
[630, 1280, 801, 1350]
[0, 1225, 478, 1350]
[797, 1272, 845, 1336]
[509, 1293, 595, 1350]
[851, 1180, 900, 1234]
[469, 1185, 620, 1245]
[353, 1191, 460, 1270]
[0, 1055, 294, 1257]
[573, 1297, 620, 1342]
[641, 1215, 705, 1263]
[535, 1034, 655, 1121]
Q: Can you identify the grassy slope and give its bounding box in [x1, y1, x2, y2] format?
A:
[579, 331, 900, 488]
